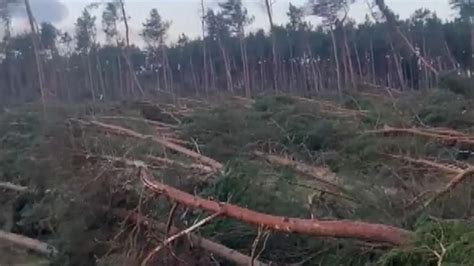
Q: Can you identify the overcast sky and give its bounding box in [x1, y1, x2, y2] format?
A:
[6, 0, 456, 44]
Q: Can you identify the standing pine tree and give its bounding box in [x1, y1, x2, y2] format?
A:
[219, 0, 254, 97]
[141, 8, 171, 92]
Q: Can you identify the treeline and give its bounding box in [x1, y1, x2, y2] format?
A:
[0, 0, 472, 104]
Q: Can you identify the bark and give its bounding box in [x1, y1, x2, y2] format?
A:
[0, 230, 57, 257]
[139, 168, 413, 245]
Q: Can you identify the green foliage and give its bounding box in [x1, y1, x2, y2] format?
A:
[439, 73, 474, 98]
[417, 89, 474, 128]
[75, 8, 96, 52]
[380, 217, 474, 265]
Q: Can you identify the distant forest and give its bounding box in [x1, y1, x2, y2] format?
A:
[0, 0, 473, 104]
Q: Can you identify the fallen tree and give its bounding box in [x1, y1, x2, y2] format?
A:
[73, 119, 223, 171]
[388, 154, 464, 176]
[139, 167, 412, 245]
[0, 230, 57, 257]
[423, 168, 474, 209]
[94, 155, 414, 246]
[366, 125, 474, 148]
[0, 182, 29, 192]
[254, 151, 341, 189]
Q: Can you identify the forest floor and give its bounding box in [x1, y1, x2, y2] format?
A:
[1, 88, 474, 265]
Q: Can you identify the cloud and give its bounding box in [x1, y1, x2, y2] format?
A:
[10, 0, 68, 24]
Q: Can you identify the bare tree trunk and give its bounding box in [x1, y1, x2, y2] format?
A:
[471, 24, 474, 73]
[118, 0, 144, 97]
[217, 37, 233, 93]
[390, 41, 406, 90]
[370, 39, 376, 85]
[86, 54, 96, 101]
[343, 28, 356, 89]
[264, 0, 278, 91]
[330, 28, 342, 95]
[24, 0, 45, 104]
[190, 57, 199, 95]
[354, 42, 362, 80]
[375, 0, 439, 76]
[239, 34, 251, 97]
[0, 230, 57, 257]
[95, 49, 106, 99]
[201, 0, 209, 95]
[444, 41, 458, 70]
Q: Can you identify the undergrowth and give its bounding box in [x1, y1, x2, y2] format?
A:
[1, 91, 473, 265]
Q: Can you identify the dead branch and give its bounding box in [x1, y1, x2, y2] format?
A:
[388, 154, 464, 176]
[74, 119, 223, 171]
[254, 151, 341, 189]
[111, 209, 266, 265]
[423, 168, 474, 209]
[141, 212, 222, 266]
[0, 230, 57, 257]
[138, 168, 412, 245]
[366, 125, 474, 148]
[0, 182, 29, 192]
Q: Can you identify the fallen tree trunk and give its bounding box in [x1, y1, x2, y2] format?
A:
[423, 168, 474, 209]
[97, 116, 178, 129]
[147, 156, 214, 174]
[0, 230, 57, 257]
[292, 96, 368, 117]
[0, 182, 29, 192]
[388, 154, 463, 176]
[92, 155, 413, 245]
[366, 125, 474, 148]
[74, 119, 223, 171]
[110, 209, 266, 266]
[140, 169, 412, 245]
[254, 151, 341, 189]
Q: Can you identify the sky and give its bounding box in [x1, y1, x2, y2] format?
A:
[4, 0, 456, 45]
